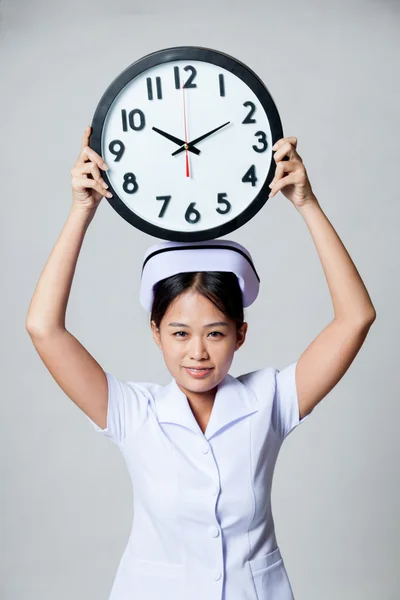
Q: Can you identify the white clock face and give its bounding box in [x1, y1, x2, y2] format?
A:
[92, 49, 282, 240]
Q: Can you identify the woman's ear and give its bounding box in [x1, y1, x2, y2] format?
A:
[151, 320, 162, 349]
[235, 322, 248, 351]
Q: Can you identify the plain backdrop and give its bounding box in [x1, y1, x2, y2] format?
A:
[1, 0, 399, 598]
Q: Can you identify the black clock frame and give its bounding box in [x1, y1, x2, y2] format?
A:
[90, 46, 284, 241]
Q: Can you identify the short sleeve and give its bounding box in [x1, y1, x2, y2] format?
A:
[272, 361, 311, 440]
[85, 371, 149, 446]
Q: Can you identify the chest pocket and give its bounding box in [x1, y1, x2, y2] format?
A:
[249, 548, 294, 600]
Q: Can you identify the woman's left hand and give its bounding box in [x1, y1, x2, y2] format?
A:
[268, 136, 317, 208]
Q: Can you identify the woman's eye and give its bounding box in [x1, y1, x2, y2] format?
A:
[172, 331, 223, 338]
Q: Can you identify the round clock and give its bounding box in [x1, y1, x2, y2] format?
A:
[90, 46, 284, 241]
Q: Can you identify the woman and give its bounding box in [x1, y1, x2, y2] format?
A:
[26, 126, 376, 600]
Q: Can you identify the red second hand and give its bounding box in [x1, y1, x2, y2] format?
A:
[182, 84, 190, 178]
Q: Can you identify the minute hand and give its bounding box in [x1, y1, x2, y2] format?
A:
[152, 127, 201, 155]
[171, 121, 231, 156]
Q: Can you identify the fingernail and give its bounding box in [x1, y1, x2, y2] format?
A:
[272, 143, 278, 150]
[103, 163, 109, 170]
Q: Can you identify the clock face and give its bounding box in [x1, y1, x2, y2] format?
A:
[90, 47, 283, 241]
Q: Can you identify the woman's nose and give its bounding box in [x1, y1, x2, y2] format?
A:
[189, 336, 209, 360]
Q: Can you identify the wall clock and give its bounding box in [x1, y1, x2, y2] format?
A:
[90, 46, 284, 241]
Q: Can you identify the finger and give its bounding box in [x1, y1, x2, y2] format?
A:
[76, 126, 91, 163]
[72, 161, 108, 188]
[275, 159, 298, 176]
[76, 144, 109, 172]
[270, 159, 298, 186]
[268, 172, 297, 198]
[72, 176, 112, 198]
[72, 175, 104, 197]
[274, 142, 302, 164]
[272, 136, 298, 151]
[82, 125, 91, 150]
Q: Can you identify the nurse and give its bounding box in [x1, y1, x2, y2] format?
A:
[26, 127, 376, 600]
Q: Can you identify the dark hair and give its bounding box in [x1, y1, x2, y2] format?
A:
[150, 272, 244, 329]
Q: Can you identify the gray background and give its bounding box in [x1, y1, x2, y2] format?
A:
[1, 0, 399, 598]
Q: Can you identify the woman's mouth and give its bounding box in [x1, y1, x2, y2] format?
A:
[183, 367, 213, 379]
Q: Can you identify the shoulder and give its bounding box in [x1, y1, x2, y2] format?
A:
[234, 363, 298, 407]
[122, 378, 164, 399]
[103, 371, 164, 401]
[236, 366, 277, 398]
[88, 373, 168, 443]
[236, 362, 310, 440]
[226, 367, 278, 416]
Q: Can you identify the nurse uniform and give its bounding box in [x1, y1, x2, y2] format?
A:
[86, 240, 314, 600]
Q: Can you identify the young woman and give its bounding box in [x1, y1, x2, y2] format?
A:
[26, 126, 376, 600]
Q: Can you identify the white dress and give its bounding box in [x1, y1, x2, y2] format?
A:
[87, 361, 312, 600]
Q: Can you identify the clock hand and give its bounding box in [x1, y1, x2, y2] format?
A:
[152, 127, 201, 155]
[182, 84, 190, 178]
[171, 121, 231, 156]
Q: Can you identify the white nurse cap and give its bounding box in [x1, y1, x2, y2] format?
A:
[139, 240, 260, 312]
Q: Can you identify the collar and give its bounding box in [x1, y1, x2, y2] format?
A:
[154, 374, 259, 440]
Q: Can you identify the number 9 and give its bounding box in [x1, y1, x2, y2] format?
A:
[109, 140, 125, 162]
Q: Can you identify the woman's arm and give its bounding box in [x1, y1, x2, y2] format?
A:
[294, 199, 375, 419]
[269, 137, 376, 419]
[297, 200, 375, 324]
[26, 205, 96, 335]
[26, 127, 113, 429]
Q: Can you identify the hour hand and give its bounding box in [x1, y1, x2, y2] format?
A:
[171, 122, 230, 156]
[152, 127, 201, 155]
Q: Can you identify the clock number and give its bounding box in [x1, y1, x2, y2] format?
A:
[129, 109, 146, 131]
[219, 74, 226, 97]
[174, 66, 180, 89]
[184, 66, 197, 88]
[174, 66, 197, 89]
[156, 195, 171, 218]
[242, 165, 258, 187]
[147, 77, 163, 100]
[123, 173, 139, 194]
[121, 109, 128, 131]
[242, 101, 256, 124]
[121, 109, 146, 132]
[252, 131, 268, 153]
[216, 193, 231, 215]
[185, 202, 201, 224]
[174, 67, 181, 90]
[109, 140, 125, 162]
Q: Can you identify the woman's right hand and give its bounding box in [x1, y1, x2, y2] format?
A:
[71, 126, 113, 211]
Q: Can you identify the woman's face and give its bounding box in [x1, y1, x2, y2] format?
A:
[151, 291, 247, 399]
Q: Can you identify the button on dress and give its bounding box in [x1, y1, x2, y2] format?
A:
[87, 361, 312, 600]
